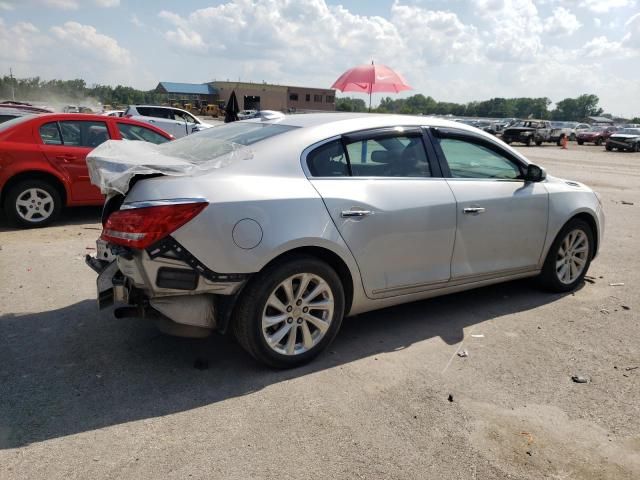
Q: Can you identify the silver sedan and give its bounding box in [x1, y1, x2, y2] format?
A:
[86, 113, 604, 368]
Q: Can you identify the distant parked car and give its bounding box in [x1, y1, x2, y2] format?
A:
[605, 128, 640, 152]
[502, 120, 563, 146]
[238, 109, 259, 120]
[576, 126, 617, 146]
[0, 113, 173, 227]
[124, 105, 213, 138]
[102, 110, 124, 117]
[0, 107, 35, 124]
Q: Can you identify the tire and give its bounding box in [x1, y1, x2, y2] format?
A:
[634, 143, 640, 153]
[536, 140, 543, 146]
[525, 137, 532, 146]
[504, 139, 512, 145]
[570, 133, 576, 141]
[605, 144, 612, 151]
[595, 137, 603, 146]
[233, 255, 345, 368]
[3, 179, 62, 228]
[539, 219, 594, 293]
[577, 140, 584, 145]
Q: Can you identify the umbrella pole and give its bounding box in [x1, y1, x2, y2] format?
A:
[368, 87, 372, 112]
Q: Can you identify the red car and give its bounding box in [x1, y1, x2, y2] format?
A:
[0, 113, 173, 228]
[576, 126, 617, 146]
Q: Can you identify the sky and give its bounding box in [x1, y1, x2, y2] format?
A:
[0, 0, 638, 116]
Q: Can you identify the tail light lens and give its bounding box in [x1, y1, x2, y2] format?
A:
[101, 201, 208, 249]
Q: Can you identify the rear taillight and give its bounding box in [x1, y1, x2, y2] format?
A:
[101, 202, 208, 249]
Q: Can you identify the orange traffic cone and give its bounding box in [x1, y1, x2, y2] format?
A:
[561, 135, 568, 149]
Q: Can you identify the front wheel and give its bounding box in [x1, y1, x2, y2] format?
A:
[233, 255, 345, 368]
[539, 219, 594, 292]
[595, 137, 603, 146]
[605, 144, 612, 151]
[577, 140, 584, 145]
[3, 179, 62, 228]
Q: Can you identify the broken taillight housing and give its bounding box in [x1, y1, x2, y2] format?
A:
[101, 202, 208, 249]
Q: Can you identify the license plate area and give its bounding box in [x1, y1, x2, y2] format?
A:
[96, 238, 116, 262]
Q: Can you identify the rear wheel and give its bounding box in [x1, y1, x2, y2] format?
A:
[595, 137, 603, 146]
[577, 140, 584, 145]
[525, 136, 532, 146]
[539, 219, 594, 292]
[233, 255, 345, 368]
[634, 143, 640, 153]
[3, 179, 61, 228]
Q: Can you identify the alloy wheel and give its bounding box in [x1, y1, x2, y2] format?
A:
[15, 188, 55, 223]
[555, 229, 589, 284]
[261, 273, 334, 356]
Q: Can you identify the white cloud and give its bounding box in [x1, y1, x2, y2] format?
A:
[94, 0, 119, 6]
[543, 7, 581, 36]
[623, 12, 640, 48]
[41, 0, 78, 9]
[472, 0, 543, 61]
[0, 1, 14, 10]
[130, 14, 144, 28]
[50, 21, 131, 64]
[578, 36, 625, 58]
[593, 18, 601, 27]
[0, 17, 44, 61]
[579, 0, 635, 13]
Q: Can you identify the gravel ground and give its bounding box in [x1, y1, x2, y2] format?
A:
[0, 144, 638, 479]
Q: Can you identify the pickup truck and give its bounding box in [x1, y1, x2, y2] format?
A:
[502, 120, 564, 146]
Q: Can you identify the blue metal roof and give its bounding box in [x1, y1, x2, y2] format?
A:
[157, 82, 217, 95]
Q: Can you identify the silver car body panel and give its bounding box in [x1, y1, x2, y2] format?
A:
[102, 113, 603, 319]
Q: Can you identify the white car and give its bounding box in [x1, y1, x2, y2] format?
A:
[238, 109, 258, 120]
[102, 110, 124, 117]
[124, 105, 213, 138]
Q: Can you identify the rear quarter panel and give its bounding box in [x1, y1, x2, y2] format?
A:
[124, 172, 363, 298]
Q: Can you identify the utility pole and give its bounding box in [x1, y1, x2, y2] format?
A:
[9, 67, 15, 101]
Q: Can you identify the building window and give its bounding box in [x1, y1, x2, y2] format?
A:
[314, 94, 322, 102]
[289, 93, 299, 101]
[326, 95, 335, 103]
[305, 94, 311, 102]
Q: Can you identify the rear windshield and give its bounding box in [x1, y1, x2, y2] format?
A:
[0, 114, 34, 132]
[158, 121, 297, 163]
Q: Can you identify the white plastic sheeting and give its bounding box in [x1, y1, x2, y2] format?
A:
[86, 138, 253, 195]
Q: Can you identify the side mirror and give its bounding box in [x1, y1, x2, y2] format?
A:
[524, 164, 546, 182]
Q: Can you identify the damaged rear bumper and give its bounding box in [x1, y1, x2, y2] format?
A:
[86, 237, 249, 336]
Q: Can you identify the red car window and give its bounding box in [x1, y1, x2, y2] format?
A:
[39, 122, 63, 145]
[117, 123, 170, 145]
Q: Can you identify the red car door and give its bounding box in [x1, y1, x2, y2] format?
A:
[38, 119, 109, 204]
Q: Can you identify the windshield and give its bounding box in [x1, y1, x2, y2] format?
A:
[0, 114, 35, 132]
[158, 121, 298, 163]
[588, 126, 604, 132]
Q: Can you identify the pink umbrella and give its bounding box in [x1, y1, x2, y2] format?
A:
[331, 61, 412, 110]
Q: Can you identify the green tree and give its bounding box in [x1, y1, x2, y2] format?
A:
[551, 94, 603, 121]
[336, 97, 367, 112]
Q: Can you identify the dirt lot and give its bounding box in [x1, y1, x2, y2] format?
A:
[1, 144, 638, 479]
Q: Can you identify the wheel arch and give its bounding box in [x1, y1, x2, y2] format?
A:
[1, 170, 69, 208]
[259, 245, 355, 315]
[570, 212, 599, 259]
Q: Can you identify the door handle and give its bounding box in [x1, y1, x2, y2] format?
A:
[463, 207, 485, 214]
[56, 155, 77, 162]
[341, 209, 372, 218]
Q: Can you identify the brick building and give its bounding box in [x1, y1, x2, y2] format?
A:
[210, 81, 335, 112]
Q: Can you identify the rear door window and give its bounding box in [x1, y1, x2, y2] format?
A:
[58, 121, 110, 148]
[39, 122, 63, 145]
[345, 135, 432, 177]
[306, 140, 349, 177]
[137, 107, 174, 120]
[117, 123, 170, 144]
